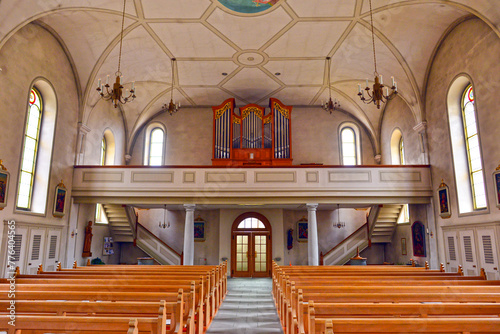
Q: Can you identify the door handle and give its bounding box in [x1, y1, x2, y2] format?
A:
[28, 263, 32, 265]
[446, 262, 450, 264]
[494, 267, 498, 270]
[472, 265, 476, 268]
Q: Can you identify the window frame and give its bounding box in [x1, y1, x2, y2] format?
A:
[339, 123, 361, 165]
[461, 84, 486, 210]
[143, 122, 166, 166]
[148, 127, 165, 166]
[16, 87, 44, 210]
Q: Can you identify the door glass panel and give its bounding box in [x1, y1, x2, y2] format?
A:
[254, 235, 267, 273]
[236, 235, 248, 272]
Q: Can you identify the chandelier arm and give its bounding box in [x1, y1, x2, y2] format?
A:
[170, 58, 175, 101]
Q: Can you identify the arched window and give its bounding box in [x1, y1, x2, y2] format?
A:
[237, 217, 265, 229]
[16, 82, 57, 214]
[399, 137, 405, 165]
[144, 123, 166, 166]
[340, 126, 359, 165]
[390, 129, 404, 165]
[447, 77, 487, 213]
[461, 85, 486, 209]
[99, 137, 106, 166]
[16, 88, 43, 209]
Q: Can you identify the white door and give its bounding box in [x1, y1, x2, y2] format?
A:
[476, 228, 499, 280]
[443, 230, 460, 273]
[4, 225, 28, 277]
[26, 228, 47, 274]
[459, 230, 478, 276]
[44, 229, 62, 272]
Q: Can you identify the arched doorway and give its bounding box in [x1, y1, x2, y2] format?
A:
[231, 212, 272, 278]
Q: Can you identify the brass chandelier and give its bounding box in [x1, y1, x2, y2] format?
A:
[96, 0, 136, 108]
[357, 0, 397, 109]
[162, 58, 181, 115]
[334, 204, 346, 229]
[322, 57, 340, 114]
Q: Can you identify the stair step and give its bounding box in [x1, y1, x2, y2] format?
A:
[113, 236, 134, 242]
[108, 219, 128, 224]
[373, 228, 395, 233]
[106, 213, 127, 218]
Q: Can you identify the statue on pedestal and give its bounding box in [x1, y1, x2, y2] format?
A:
[82, 221, 93, 257]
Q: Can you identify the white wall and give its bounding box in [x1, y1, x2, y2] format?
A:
[0, 23, 79, 271]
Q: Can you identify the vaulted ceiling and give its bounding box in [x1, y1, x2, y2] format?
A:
[1, 0, 498, 150]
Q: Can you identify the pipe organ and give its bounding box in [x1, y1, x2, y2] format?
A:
[212, 98, 292, 166]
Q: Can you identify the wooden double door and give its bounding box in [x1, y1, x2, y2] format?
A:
[231, 231, 271, 277]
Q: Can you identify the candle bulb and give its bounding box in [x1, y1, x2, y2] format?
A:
[358, 84, 362, 93]
[365, 79, 369, 88]
[391, 76, 395, 87]
[106, 75, 109, 85]
[395, 81, 398, 91]
[131, 81, 135, 91]
[98, 78, 101, 88]
[380, 75, 383, 85]
[385, 87, 389, 96]
[120, 76, 123, 85]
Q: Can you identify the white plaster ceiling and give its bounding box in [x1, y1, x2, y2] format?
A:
[1, 0, 498, 153]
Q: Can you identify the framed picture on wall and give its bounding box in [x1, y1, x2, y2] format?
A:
[0, 161, 10, 210]
[194, 217, 206, 242]
[401, 238, 407, 256]
[296, 216, 308, 242]
[412, 221, 426, 257]
[437, 179, 451, 219]
[494, 165, 500, 209]
[53, 180, 67, 217]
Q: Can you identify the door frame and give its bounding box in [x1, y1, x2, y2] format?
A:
[231, 212, 272, 278]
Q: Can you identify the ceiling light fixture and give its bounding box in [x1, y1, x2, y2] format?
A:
[334, 204, 346, 229]
[159, 204, 169, 229]
[96, 0, 136, 108]
[162, 58, 180, 116]
[357, 0, 397, 109]
[322, 57, 340, 114]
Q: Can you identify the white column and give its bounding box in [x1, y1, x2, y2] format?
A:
[306, 203, 319, 266]
[183, 204, 196, 265]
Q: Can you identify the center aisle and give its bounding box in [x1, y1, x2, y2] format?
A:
[206, 278, 284, 334]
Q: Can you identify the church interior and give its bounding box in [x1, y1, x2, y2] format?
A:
[0, 0, 499, 285]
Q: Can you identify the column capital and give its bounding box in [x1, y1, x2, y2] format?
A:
[306, 203, 318, 211]
[183, 204, 196, 212]
[78, 122, 91, 134]
[413, 121, 427, 134]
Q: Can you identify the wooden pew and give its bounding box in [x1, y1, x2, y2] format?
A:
[315, 317, 500, 334]
[0, 315, 165, 334]
[0, 289, 195, 334]
[0, 300, 183, 334]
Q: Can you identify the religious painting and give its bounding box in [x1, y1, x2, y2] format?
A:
[401, 238, 407, 256]
[52, 180, 67, 217]
[296, 217, 308, 242]
[218, 0, 281, 14]
[411, 221, 426, 257]
[494, 166, 500, 209]
[0, 168, 9, 210]
[437, 179, 451, 219]
[194, 218, 206, 242]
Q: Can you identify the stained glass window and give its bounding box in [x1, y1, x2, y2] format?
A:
[148, 128, 164, 166]
[461, 85, 486, 209]
[341, 127, 357, 165]
[17, 88, 43, 209]
[100, 137, 106, 166]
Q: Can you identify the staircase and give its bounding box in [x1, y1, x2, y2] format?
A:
[101, 205, 182, 265]
[321, 204, 405, 265]
[102, 204, 135, 242]
[370, 204, 404, 243]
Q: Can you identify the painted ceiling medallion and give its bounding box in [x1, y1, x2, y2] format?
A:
[217, 0, 281, 14]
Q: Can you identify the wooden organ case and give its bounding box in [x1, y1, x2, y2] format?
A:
[212, 98, 292, 166]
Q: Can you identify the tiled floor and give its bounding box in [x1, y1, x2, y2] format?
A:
[206, 277, 284, 334]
